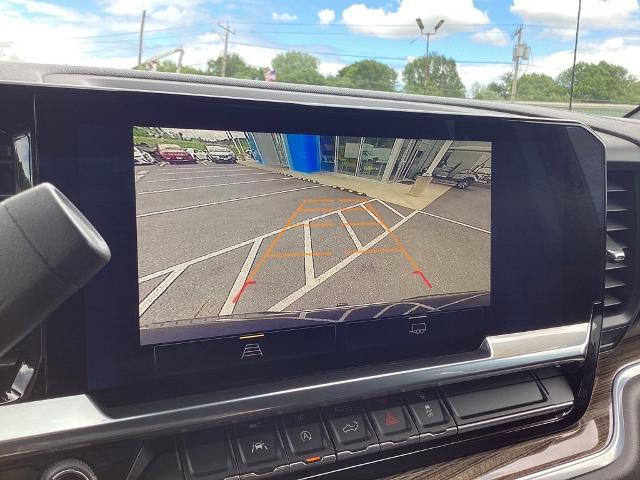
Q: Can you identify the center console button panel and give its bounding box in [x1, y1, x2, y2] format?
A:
[170, 368, 574, 479]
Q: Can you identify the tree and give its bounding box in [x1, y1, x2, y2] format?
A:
[271, 51, 326, 85]
[135, 60, 204, 75]
[330, 60, 397, 92]
[515, 73, 568, 101]
[403, 53, 465, 97]
[206, 53, 264, 80]
[470, 82, 503, 101]
[557, 61, 634, 103]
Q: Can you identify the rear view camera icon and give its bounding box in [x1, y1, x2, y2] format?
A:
[409, 322, 427, 335]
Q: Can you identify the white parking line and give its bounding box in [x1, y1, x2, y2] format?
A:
[148, 172, 274, 183]
[417, 211, 490, 234]
[362, 204, 386, 229]
[303, 221, 315, 284]
[337, 211, 363, 250]
[134, 170, 148, 183]
[155, 167, 255, 175]
[439, 292, 489, 309]
[136, 185, 323, 218]
[376, 200, 406, 219]
[139, 265, 188, 319]
[268, 210, 418, 312]
[219, 238, 263, 316]
[138, 177, 292, 195]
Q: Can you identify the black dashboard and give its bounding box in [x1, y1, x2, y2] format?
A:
[0, 63, 639, 480]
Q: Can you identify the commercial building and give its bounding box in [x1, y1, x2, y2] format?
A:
[245, 134, 491, 186]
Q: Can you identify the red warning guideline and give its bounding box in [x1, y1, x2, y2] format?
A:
[232, 279, 256, 304]
[412, 270, 433, 289]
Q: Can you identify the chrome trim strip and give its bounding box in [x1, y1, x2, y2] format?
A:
[519, 359, 640, 480]
[0, 323, 589, 459]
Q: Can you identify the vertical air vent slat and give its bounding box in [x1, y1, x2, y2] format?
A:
[602, 169, 637, 350]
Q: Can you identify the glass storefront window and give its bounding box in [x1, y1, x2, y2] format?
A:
[336, 136, 361, 175]
[359, 137, 394, 179]
[319, 135, 336, 172]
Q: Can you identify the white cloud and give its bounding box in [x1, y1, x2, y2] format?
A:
[100, 0, 204, 18]
[457, 64, 511, 92]
[318, 61, 346, 76]
[510, 0, 640, 29]
[341, 0, 490, 38]
[526, 37, 640, 78]
[271, 12, 297, 21]
[317, 8, 336, 25]
[472, 27, 508, 46]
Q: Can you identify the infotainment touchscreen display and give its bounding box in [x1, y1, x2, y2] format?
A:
[134, 127, 491, 345]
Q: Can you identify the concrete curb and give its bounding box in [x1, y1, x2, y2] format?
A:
[274, 170, 367, 197]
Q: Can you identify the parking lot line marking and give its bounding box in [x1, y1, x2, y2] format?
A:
[416, 210, 491, 234]
[147, 172, 275, 182]
[136, 185, 322, 218]
[138, 198, 376, 283]
[139, 265, 188, 319]
[267, 251, 332, 257]
[134, 170, 148, 183]
[138, 177, 292, 195]
[366, 203, 433, 289]
[439, 292, 489, 309]
[219, 239, 262, 316]
[338, 211, 363, 250]
[155, 167, 256, 175]
[303, 221, 315, 285]
[268, 211, 419, 312]
[344, 247, 402, 255]
[375, 200, 406, 219]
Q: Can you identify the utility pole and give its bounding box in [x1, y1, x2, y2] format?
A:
[137, 10, 146, 67]
[569, 0, 582, 111]
[510, 26, 529, 102]
[218, 23, 234, 77]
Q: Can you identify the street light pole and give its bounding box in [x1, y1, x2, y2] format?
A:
[569, 0, 582, 111]
[416, 18, 444, 95]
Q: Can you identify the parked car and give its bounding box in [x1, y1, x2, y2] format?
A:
[155, 144, 196, 164]
[184, 148, 209, 162]
[133, 146, 154, 165]
[206, 145, 237, 163]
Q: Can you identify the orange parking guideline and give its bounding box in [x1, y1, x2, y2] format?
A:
[366, 203, 433, 288]
[230, 196, 433, 305]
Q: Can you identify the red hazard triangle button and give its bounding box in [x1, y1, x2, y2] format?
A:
[384, 410, 400, 426]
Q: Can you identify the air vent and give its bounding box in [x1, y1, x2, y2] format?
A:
[602, 169, 638, 350]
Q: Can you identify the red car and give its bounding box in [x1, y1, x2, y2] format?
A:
[155, 144, 196, 164]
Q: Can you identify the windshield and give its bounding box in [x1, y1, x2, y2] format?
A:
[2, 1, 638, 117]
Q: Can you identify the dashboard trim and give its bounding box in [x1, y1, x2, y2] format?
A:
[518, 359, 640, 480]
[0, 322, 589, 459]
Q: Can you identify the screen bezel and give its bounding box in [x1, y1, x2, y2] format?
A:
[32, 87, 605, 400]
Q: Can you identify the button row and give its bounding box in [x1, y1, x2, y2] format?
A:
[180, 390, 454, 480]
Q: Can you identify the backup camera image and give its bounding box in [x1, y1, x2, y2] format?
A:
[134, 127, 491, 343]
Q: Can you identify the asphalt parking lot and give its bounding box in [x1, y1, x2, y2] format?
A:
[136, 162, 490, 331]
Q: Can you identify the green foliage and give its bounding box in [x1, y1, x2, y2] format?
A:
[271, 51, 326, 85]
[557, 61, 635, 103]
[402, 53, 465, 97]
[206, 53, 265, 80]
[516, 73, 568, 101]
[135, 60, 204, 75]
[469, 82, 503, 101]
[329, 60, 397, 92]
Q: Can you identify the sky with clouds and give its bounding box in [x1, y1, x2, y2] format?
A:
[1, 0, 639, 94]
